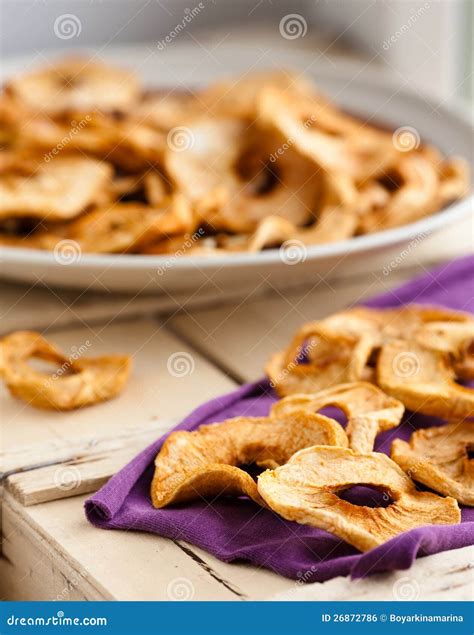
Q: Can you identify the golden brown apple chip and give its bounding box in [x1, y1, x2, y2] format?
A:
[165, 118, 320, 233]
[415, 321, 474, 380]
[0, 156, 112, 220]
[257, 445, 460, 552]
[377, 339, 474, 419]
[265, 325, 373, 397]
[6, 58, 140, 115]
[1, 60, 469, 255]
[61, 195, 195, 254]
[391, 421, 474, 506]
[320, 305, 472, 348]
[258, 84, 398, 182]
[271, 382, 404, 453]
[0, 331, 131, 410]
[150, 410, 348, 508]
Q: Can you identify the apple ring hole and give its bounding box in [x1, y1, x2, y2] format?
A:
[337, 484, 395, 508]
[316, 406, 349, 428]
[27, 356, 77, 378]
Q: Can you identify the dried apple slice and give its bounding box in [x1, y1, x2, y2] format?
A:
[6, 58, 140, 115]
[377, 339, 474, 419]
[0, 331, 131, 410]
[271, 382, 404, 453]
[266, 325, 373, 397]
[165, 118, 320, 233]
[0, 156, 112, 220]
[391, 421, 474, 506]
[321, 305, 472, 347]
[415, 321, 474, 380]
[257, 445, 460, 552]
[258, 84, 397, 182]
[61, 195, 195, 254]
[151, 410, 348, 508]
[198, 70, 314, 119]
[358, 153, 440, 232]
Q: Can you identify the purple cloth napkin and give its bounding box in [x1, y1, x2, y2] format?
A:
[85, 255, 474, 582]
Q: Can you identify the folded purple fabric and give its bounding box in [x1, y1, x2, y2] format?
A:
[85, 255, 474, 582]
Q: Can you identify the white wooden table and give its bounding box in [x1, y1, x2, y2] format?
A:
[1, 221, 473, 602]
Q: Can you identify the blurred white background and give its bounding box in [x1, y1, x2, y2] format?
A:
[1, 0, 472, 104]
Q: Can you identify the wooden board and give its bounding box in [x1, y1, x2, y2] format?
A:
[168, 265, 419, 382]
[3, 491, 472, 602]
[0, 280, 269, 336]
[2, 318, 235, 477]
[2, 250, 473, 602]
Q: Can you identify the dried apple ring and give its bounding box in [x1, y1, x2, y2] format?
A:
[257, 445, 460, 552]
[391, 422, 474, 506]
[199, 70, 313, 119]
[415, 321, 474, 380]
[0, 156, 112, 220]
[320, 305, 471, 347]
[271, 382, 404, 453]
[266, 325, 373, 397]
[0, 331, 131, 410]
[358, 153, 440, 232]
[377, 339, 474, 418]
[258, 84, 397, 182]
[151, 410, 348, 508]
[165, 118, 320, 233]
[62, 195, 195, 254]
[6, 58, 140, 115]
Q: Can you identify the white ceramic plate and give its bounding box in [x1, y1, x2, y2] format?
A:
[1, 45, 472, 293]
